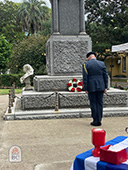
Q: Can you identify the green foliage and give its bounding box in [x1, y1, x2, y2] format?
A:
[9, 35, 48, 75]
[0, 35, 12, 73]
[17, 0, 51, 34]
[85, 0, 128, 57]
[0, 74, 24, 88]
[85, 0, 128, 26]
[0, 0, 25, 44]
[0, 0, 51, 75]
[41, 19, 51, 37]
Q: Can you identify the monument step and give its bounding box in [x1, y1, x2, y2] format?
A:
[33, 75, 82, 91]
[21, 88, 128, 110]
[4, 106, 128, 120]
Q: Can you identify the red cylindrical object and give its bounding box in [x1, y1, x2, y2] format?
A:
[92, 128, 106, 157]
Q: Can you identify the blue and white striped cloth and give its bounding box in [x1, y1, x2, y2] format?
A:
[71, 136, 128, 170]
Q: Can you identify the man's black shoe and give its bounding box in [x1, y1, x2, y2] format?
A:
[90, 122, 101, 126]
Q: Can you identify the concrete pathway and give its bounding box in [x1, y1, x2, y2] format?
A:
[0, 95, 128, 170]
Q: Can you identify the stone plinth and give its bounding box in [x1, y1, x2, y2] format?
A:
[104, 92, 127, 107]
[21, 90, 55, 110]
[21, 88, 128, 110]
[33, 75, 82, 92]
[59, 91, 127, 108]
[59, 92, 89, 108]
[46, 35, 91, 76]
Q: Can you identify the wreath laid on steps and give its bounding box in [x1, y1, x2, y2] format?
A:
[67, 78, 83, 92]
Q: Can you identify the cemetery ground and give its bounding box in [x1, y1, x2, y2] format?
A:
[0, 94, 128, 170]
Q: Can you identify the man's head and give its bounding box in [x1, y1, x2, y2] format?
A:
[86, 52, 96, 60]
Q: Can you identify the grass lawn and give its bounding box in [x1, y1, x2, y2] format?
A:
[0, 89, 22, 95]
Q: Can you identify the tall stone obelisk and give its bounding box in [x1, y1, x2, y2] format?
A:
[46, 0, 92, 76]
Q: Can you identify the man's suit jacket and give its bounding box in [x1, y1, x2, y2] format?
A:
[83, 58, 108, 92]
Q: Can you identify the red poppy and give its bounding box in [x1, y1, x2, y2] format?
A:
[72, 78, 77, 82]
[71, 88, 75, 92]
[76, 87, 82, 92]
[78, 82, 83, 86]
[67, 83, 72, 87]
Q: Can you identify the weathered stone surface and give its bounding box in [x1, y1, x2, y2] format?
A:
[20, 64, 34, 90]
[20, 89, 128, 110]
[21, 91, 55, 110]
[33, 75, 82, 92]
[4, 105, 128, 120]
[59, 92, 128, 108]
[47, 0, 91, 76]
[53, 41, 88, 74]
[58, 0, 80, 35]
[46, 35, 91, 76]
[59, 92, 89, 108]
[103, 93, 127, 106]
[51, 0, 86, 35]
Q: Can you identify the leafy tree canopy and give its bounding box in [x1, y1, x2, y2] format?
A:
[0, 0, 25, 44]
[0, 35, 12, 73]
[85, 0, 128, 26]
[9, 35, 48, 75]
[17, 0, 51, 34]
[84, 0, 128, 57]
[0, 0, 51, 74]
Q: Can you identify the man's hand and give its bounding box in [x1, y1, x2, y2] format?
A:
[85, 91, 88, 94]
[104, 89, 107, 93]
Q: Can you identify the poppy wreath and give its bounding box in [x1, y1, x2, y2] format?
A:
[67, 78, 83, 92]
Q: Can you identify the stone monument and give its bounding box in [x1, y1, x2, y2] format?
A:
[46, 0, 91, 76]
[4, 0, 128, 120]
[34, 0, 92, 91]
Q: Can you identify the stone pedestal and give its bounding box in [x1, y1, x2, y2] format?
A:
[21, 91, 55, 110]
[20, 88, 128, 110]
[33, 75, 82, 91]
[24, 77, 33, 90]
[46, 35, 91, 76]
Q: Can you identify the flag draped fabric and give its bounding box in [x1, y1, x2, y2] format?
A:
[71, 136, 128, 170]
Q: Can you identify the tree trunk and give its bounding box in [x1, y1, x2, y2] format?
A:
[31, 23, 35, 34]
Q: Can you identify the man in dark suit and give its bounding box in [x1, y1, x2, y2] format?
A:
[83, 52, 108, 126]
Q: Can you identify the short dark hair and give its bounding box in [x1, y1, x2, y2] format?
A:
[86, 52, 96, 58]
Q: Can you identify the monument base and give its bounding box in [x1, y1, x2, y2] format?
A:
[4, 100, 128, 120]
[20, 88, 128, 110]
[46, 35, 91, 76]
[33, 75, 82, 92]
[4, 77, 128, 120]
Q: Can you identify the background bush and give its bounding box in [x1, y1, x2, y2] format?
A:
[9, 35, 48, 75]
[0, 35, 12, 73]
[0, 74, 24, 88]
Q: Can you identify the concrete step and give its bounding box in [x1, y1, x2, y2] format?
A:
[4, 104, 128, 120]
[4, 88, 128, 120]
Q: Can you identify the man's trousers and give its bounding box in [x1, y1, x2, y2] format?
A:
[88, 91, 104, 123]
